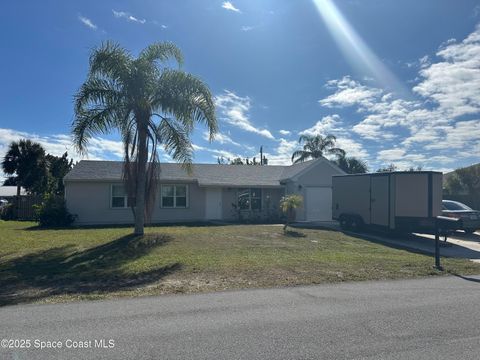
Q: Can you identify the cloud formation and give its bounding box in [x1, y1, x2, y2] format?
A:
[316, 24, 480, 170]
[0, 128, 124, 163]
[78, 15, 97, 30]
[203, 131, 241, 147]
[222, 2, 241, 13]
[215, 90, 274, 139]
[112, 10, 146, 24]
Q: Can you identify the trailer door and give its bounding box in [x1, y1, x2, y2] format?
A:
[371, 176, 389, 227]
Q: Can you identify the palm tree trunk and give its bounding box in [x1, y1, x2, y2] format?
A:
[134, 124, 148, 236]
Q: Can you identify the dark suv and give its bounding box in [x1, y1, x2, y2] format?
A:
[442, 200, 480, 234]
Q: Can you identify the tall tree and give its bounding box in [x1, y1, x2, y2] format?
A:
[291, 134, 345, 164]
[1, 139, 48, 195]
[46, 152, 74, 195]
[73, 41, 217, 235]
[336, 155, 368, 174]
[456, 165, 480, 195]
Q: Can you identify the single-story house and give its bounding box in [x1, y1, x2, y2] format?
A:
[64, 158, 345, 225]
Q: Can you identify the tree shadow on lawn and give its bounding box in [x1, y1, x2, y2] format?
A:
[284, 230, 307, 238]
[24, 221, 231, 231]
[0, 233, 181, 307]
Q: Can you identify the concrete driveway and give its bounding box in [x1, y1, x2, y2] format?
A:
[292, 221, 480, 262]
[412, 231, 480, 262]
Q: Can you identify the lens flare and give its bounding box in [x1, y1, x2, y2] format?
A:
[312, 0, 408, 96]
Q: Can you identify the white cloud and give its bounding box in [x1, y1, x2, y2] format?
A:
[192, 143, 242, 162]
[112, 10, 146, 24]
[241, 26, 254, 32]
[413, 26, 480, 119]
[0, 128, 124, 164]
[299, 114, 343, 136]
[78, 15, 97, 30]
[320, 76, 382, 108]
[320, 34, 480, 167]
[152, 21, 168, 29]
[376, 148, 428, 170]
[298, 114, 369, 161]
[334, 137, 369, 160]
[215, 90, 274, 139]
[222, 1, 241, 13]
[203, 131, 241, 147]
[264, 138, 298, 165]
[279, 130, 291, 136]
[424, 120, 480, 150]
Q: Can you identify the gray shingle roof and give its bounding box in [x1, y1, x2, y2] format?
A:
[64, 159, 323, 187]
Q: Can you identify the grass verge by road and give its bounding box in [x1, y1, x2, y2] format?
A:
[1, 220, 479, 306]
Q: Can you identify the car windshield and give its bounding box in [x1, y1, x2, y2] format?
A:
[443, 201, 472, 211]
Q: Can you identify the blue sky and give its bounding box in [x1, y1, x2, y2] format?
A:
[1, 0, 480, 174]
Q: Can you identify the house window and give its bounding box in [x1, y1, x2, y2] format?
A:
[237, 188, 262, 211]
[111, 184, 135, 208]
[161, 185, 188, 208]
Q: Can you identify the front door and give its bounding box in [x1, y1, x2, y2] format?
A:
[370, 176, 389, 227]
[205, 188, 222, 220]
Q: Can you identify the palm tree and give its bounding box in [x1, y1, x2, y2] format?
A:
[73, 41, 217, 235]
[2, 139, 48, 195]
[336, 155, 368, 174]
[280, 194, 303, 232]
[291, 134, 345, 164]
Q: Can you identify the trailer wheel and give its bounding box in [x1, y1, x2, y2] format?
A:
[349, 217, 362, 231]
[339, 215, 349, 230]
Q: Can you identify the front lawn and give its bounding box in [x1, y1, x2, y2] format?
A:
[1, 220, 479, 306]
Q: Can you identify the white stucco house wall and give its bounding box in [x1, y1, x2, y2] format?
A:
[64, 158, 345, 225]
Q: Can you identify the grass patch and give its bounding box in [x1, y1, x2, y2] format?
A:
[1, 220, 479, 306]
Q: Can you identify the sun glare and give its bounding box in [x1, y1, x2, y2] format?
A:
[312, 0, 408, 96]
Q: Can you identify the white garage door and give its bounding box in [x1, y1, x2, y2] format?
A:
[306, 187, 332, 221]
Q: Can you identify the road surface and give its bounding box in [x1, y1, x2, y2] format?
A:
[1, 275, 480, 359]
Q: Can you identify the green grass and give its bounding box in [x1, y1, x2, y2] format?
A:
[1, 220, 479, 306]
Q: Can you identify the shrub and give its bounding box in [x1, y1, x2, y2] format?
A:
[33, 194, 76, 227]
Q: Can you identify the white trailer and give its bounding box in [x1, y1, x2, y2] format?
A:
[332, 171, 443, 232]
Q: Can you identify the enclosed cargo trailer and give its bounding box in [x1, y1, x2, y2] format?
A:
[332, 171, 443, 232]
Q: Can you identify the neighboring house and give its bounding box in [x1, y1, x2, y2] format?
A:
[64, 158, 345, 225]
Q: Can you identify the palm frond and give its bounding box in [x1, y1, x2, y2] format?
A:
[89, 41, 131, 84]
[153, 69, 217, 140]
[292, 150, 311, 163]
[298, 134, 312, 144]
[139, 42, 184, 67]
[327, 147, 346, 158]
[72, 106, 124, 154]
[157, 117, 193, 168]
[74, 76, 123, 115]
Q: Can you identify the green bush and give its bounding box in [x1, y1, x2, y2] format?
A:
[33, 194, 76, 227]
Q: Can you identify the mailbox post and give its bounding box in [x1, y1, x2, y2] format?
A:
[434, 216, 460, 270]
[434, 225, 442, 270]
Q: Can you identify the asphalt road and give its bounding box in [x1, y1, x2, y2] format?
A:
[1, 275, 480, 360]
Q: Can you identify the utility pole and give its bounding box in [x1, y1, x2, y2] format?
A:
[260, 146, 263, 165]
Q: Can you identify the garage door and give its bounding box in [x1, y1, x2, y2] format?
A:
[306, 187, 332, 221]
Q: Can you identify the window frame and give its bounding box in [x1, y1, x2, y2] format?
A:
[110, 184, 129, 209]
[160, 184, 189, 209]
[237, 188, 262, 211]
